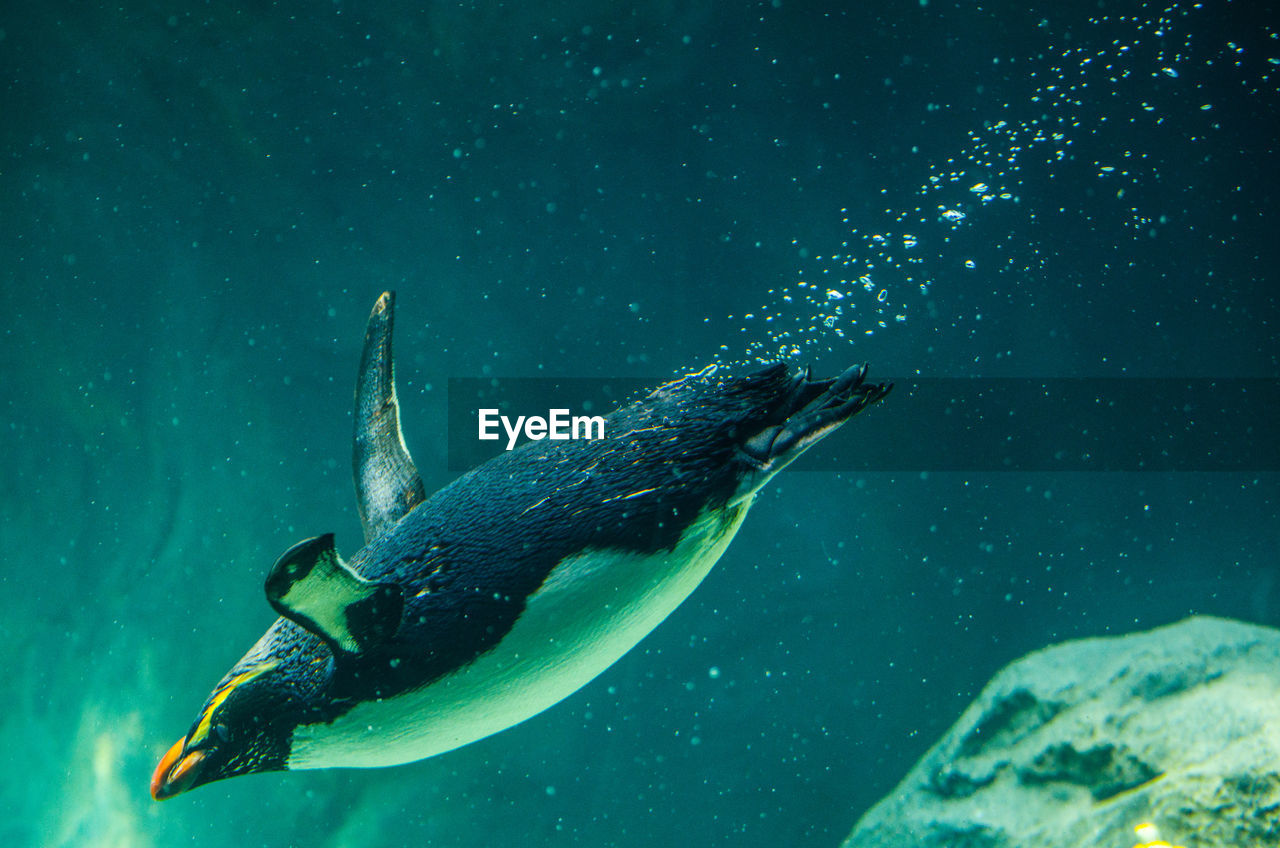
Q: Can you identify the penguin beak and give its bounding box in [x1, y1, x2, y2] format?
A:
[150, 736, 207, 801]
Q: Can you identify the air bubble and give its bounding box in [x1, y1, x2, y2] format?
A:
[726, 0, 1269, 365]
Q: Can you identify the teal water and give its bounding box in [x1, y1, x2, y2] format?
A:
[1, 1, 1276, 845]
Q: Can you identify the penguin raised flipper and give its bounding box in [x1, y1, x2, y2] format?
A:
[352, 291, 426, 542]
[151, 292, 892, 800]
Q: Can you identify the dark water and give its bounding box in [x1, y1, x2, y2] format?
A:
[1, 1, 1276, 845]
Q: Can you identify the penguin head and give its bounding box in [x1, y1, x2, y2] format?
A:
[152, 532, 404, 799]
[150, 638, 324, 799]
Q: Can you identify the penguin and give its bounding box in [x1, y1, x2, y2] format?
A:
[150, 291, 891, 800]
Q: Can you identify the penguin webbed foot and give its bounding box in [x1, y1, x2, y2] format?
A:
[740, 364, 892, 470]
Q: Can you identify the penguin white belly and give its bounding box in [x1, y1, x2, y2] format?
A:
[288, 501, 751, 769]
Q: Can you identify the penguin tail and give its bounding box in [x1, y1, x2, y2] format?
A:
[738, 364, 892, 476]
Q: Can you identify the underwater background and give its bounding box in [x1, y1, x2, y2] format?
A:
[1, 1, 1276, 845]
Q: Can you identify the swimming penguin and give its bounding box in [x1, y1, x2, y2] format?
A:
[151, 291, 891, 800]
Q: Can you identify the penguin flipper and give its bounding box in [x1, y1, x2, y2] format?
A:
[265, 534, 404, 654]
[353, 291, 427, 543]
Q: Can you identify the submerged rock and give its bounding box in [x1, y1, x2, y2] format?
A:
[843, 616, 1280, 848]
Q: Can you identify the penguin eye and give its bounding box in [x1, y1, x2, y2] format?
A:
[212, 723, 233, 745]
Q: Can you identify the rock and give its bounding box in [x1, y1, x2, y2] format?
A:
[842, 616, 1280, 848]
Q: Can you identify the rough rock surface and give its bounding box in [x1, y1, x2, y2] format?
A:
[843, 616, 1280, 848]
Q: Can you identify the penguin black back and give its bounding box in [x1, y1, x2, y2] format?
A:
[330, 363, 890, 704]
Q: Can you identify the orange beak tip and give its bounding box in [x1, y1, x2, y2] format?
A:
[151, 736, 204, 801]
